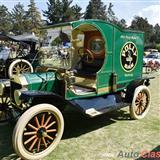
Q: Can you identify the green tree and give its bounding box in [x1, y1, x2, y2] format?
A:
[130, 16, 153, 44]
[11, 3, 27, 35]
[153, 24, 160, 43]
[43, 0, 81, 24]
[156, 43, 160, 51]
[43, 0, 61, 24]
[106, 3, 117, 23]
[0, 5, 12, 34]
[106, 3, 127, 28]
[117, 19, 127, 29]
[84, 0, 107, 20]
[26, 0, 42, 35]
[61, 0, 73, 22]
[71, 4, 83, 21]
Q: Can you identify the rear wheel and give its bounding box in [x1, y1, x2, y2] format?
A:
[12, 103, 64, 160]
[129, 85, 151, 120]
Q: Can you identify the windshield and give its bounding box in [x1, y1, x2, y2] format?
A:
[40, 25, 72, 69]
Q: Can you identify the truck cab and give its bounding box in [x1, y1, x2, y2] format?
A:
[36, 20, 144, 100]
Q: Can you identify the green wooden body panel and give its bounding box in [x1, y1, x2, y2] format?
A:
[23, 72, 56, 92]
[113, 29, 144, 89]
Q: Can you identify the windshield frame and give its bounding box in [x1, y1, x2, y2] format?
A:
[40, 24, 73, 70]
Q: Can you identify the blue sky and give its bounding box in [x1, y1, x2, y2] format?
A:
[0, 0, 160, 26]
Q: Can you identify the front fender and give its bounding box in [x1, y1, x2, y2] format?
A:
[20, 90, 68, 111]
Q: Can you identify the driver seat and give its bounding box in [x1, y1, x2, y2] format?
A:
[74, 57, 103, 78]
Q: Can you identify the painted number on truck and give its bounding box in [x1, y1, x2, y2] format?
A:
[120, 42, 138, 72]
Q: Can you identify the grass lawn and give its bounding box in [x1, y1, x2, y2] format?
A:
[0, 71, 160, 160]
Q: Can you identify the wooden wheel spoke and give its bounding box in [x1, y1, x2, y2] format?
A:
[46, 121, 56, 129]
[137, 97, 141, 101]
[7, 102, 11, 106]
[46, 129, 57, 133]
[135, 101, 140, 106]
[21, 63, 26, 69]
[5, 97, 10, 104]
[37, 138, 41, 152]
[44, 116, 52, 127]
[46, 134, 54, 141]
[141, 92, 144, 97]
[20, 62, 23, 68]
[23, 67, 30, 71]
[28, 123, 38, 131]
[24, 135, 37, 145]
[21, 64, 27, 70]
[3, 97, 7, 103]
[35, 116, 40, 128]
[42, 137, 47, 148]
[142, 104, 146, 110]
[143, 97, 147, 103]
[143, 95, 147, 102]
[137, 92, 142, 100]
[143, 100, 147, 106]
[138, 106, 143, 114]
[139, 92, 143, 97]
[138, 107, 141, 114]
[140, 106, 145, 112]
[1, 97, 4, 103]
[24, 131, 37, 136]
[41, 114, 45, 126]
[136, 97, 141, 101]
[29, 137, 38, 151]
[136, 106, 140, 114]
[16, 64, 20, 69]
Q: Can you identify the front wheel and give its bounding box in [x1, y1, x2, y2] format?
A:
[129, 85, 151, 120]
[12, 104, 64, 160]
[0, 95, 12, 123]
[8, 59, 33, 78]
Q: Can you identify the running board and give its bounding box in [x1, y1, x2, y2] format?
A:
[70, 94, 130, 117]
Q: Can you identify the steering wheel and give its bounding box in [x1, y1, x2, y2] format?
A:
[78, 47, 94, 63]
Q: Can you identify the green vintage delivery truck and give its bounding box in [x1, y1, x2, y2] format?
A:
[0, 19, 152, 159]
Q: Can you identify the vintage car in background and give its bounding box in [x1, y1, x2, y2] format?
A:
[0, 19, 153, 160]
[143, 52, 160, 71]
[0, 34, 39, 78]
[144, 48, 158, 56]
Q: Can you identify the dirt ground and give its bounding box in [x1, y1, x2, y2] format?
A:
[0, 71, 159, 160]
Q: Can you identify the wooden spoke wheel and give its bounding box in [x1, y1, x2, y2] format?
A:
[130, 85, 151, 120]
[0, 95, 12, 123]
[12, 104, 64, 160]
[8, 59, 33, 78]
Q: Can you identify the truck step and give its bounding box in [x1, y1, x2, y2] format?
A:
[70, 94, 130, 117]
